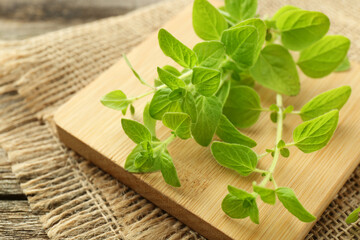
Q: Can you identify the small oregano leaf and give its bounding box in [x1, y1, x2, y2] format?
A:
[216, 79, 231, 106]
[159, 151, 181, 187]
[335, 57, 351, 72]
[293, 110, 339, 153]
[300, 86, 351, 121]
[158, 29, 197, 68]
[143, 103, 156, 137]
[346, 206, 360, 224]
[157, 67, 185, 90]
[193, 41, 226, 69]
[298, 35, 351, 78]
[101, 90, 132, 112]
[149, 88, 182, 120]
[121, 119, 152, 144]
[221, 25, 258, 69]
[272, 5, 300, 21]
[250, 44, 300, 96]
[123, 54, 151, 87]
[277, 140, 285, 149]
[276, 8, 330, 51]
[276, 187, 316, 222]
[162, 112, 191, 139]
[225, 0, 258, 21]
[191, 96, 222, 146]
[192, 67, 221, 96]
[180, 91, 198, 123]
[211, 142, 258, 176]
[253, 184, 276, 205]
[163, 65, 181, 76]
[193, 0, 228, 40]
[216, 114, 257, 148]
[125, 144, 161, 173]
[280, 148, 290, 158]
[223, 86, 261, 128]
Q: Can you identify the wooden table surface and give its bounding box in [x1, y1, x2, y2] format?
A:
[0, 0, 163, 238]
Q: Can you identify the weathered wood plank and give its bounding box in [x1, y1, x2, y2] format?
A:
[0, 200, 48, 240]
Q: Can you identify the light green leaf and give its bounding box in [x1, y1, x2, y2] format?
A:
[276, 9, 330, 51]
[159, 151, 181, 187]
[293, 110, 339, 153]
[216, 114, 257, 148]
[276, 187, 316, 222]
[335, 57, 351, 72]
[149, 88, 181, 120]
[228, 185, 254, 199]
[192, 67, 221, 96]
[223, 86, 261, 128]
[250, 44, 300, 96]
[158, 29, 197, 68]
[163, 65, 181, 76]
[346, 206, 360, 224]
[193, 41, 226, 68]
[253, 185, 276, 205]
[168, 88, 186, 102]
[300, 86, 351, 121]
[225, 0, 257, 21]
[231, 72, 255, 87]
[124, 144, 161, 173]
[180, 91, 198, 123]
[298, 35, 351, 78]
[162, 112, 191, 139]
[123, 54, 151, 87]
[193, 0, 228, 40]
[221, 25, 258, 69]
[215, 79, 231, 106]
[157, 67, 185, 90]
[143, 103, 156, 137]
[232, 18, 266, 61]
[101, 90, 132, 111]
[121, 119, 152, 144]
[280, 148, 290, 158]
[191, 96, 222, 146]
[211, 142, 258, 176]
[272, 5, 300, 22]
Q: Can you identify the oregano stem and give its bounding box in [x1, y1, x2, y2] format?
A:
[153, 134, 176, 152]
[133, 85, 166, 101]
[259, 94, 284, 187]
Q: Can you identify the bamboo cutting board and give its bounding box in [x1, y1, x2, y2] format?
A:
[54, 2, 360, 240]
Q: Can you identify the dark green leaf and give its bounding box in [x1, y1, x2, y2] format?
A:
[168, 88, 186, 102]
[280, 148, 290, 158]
[346, 206, 360, 224]
[223, 86, 261, 128]
[216, 114, 257, 147]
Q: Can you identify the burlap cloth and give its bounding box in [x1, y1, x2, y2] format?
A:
[0, 0, 359, 239]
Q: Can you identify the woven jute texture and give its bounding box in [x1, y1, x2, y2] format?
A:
[0, 0, 359, 239]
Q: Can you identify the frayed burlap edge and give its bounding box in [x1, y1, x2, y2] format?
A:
[1, 0, 360, 239]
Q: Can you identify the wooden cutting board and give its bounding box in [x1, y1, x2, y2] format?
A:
[54, 2, 360, 239]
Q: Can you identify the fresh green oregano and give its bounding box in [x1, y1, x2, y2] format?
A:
[101, 0, 351, 225]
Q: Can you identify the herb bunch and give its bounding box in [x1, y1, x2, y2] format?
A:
[101, 0, 351, 224]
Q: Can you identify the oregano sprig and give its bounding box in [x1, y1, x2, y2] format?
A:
[100, 0, 351, 225]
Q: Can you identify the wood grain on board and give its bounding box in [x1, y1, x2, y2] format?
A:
[54, 2, 360, 239]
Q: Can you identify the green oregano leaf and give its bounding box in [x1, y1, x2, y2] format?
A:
[168, 88, 186, 102]
[346, 206, 360, 224]
[157, 67, 186, 90]
[193, 41, 226, 69]
[253, 184, 276, 205]
[272, 5, 300, 22]
[192, 67, 221, 96]
[162, 112, 191, 139]
[121, 119, 152, 144]
[221, 25, 258, 69]
[275, 8, 330, 51]
[193, 0, 228, 40]
[298, 35, 351, 78]
[123, 54, 151, 88]
[276, 187, 316, 222]
[215, 79, 231, 106]
[211, 142, 258, 176]
[149, 88, 181, 120]
[162, 65, 181, 76]
[191, 96, 222, 146]
[143, 103, 156, 137]
[159, 151, 181, 187]
[124, 144, 161, 173]
[300, 86, 351, 121]
[101, 90, 132, 112]
[158, 28, 197, 68]
[250, 44, 300, 96]
[280, 148, 290, 158]
[293, 110, 339, 153]
[270, 112, 277, 123]
[223, 86, 261, 128]
[277, 140, 285, 149]
[216, 114, 257, 148]
[180, 91, 198, 123]
[225, 0, 258, 21]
